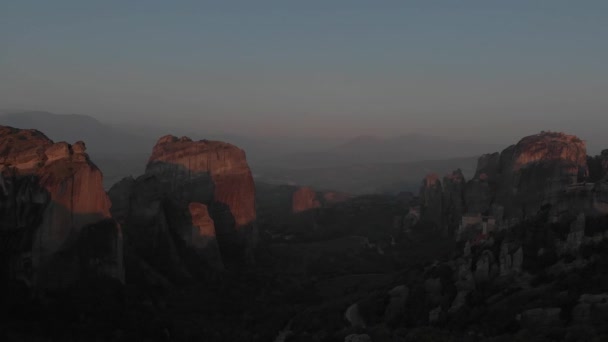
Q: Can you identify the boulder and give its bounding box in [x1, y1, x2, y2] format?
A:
[345, 303, 366, 328]
[384, 285, 409, 323]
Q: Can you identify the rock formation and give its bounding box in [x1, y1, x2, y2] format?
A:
[292, 187, 321, 213]
[147, 135, 256, 229]
[345, 303, 366, 328]
[0, 126, 123, 289]
[442, 169, 466, 236]
[109, 135, 257, 278]
[418, 170, 468, 237]
[560, 213, 586, 255]
[321, 191, 352, 205]
[345, 334, 372, 342]
[384, 285, 409, 324]
[464, 153, 498, 215]
[417, 132, 601, 243]
[187, 202, 223, 268]
[419, 173, 444, 232]
[573, 293, 608, 324]
[498, 241, 523, 276]
[601, 150, 608, 177]
[496, 132, 588, 219]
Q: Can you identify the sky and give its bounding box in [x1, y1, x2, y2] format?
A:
[1, 0, 608, 149]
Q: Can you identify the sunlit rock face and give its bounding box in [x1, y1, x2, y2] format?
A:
[148, 135, 256, 228]
[511, 133, 587, 173]
[495, 132, 588, 220]
[460, 132, 589, 222]
[0, 126, 123, 289]
[292, 187, 321, 213]
[109, 135, 256, 275]
[416, 132, 602, 244]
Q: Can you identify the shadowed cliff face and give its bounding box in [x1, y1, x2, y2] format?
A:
[602, 150, 608, 176]
[0, 126, 123, 289]
[442, 170, 466, 237]
[419, 173, 444, 233]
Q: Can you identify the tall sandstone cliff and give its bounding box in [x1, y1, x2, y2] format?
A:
[0, 126, 124, 289]
[109, 135, 256, 278]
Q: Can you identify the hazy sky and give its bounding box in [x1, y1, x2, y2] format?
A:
[2, 1, 607, 147]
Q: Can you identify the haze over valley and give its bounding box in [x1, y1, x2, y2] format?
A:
[1, 110, 497, 193]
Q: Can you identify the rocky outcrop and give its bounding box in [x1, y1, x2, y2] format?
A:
[601, 150, 608, 177]
[520, 307, 562, 329]
[0, 126, 123, 289]
[187, 202, 223, 269]
[419, 173, 444, 232]
[498, 242, 523, 276]
[109, 135, 256, 278]
[462, 153, 500, 216]
[292, 187, 321, 213]
[442, 170, 466, 236]
[418, 170, 467, 237]
[109, 174, 190, 279]
[345, 303, 366, 328]
[496, 132, 588, 220]
[559, 213, 586, 255]
[572, 293, 608, 324]
[345, 334, 372, 342]
[420, 132, 594, 244]
[321, 191, 351, 205]
[384, 285, 409, 324]
[474, 152, 501, 182]
[449, 259, 475, 313]
[474, 250, 497, 283]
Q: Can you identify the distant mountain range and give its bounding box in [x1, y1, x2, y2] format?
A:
[0, 111, 498, 192]
[0, 111, 155, 157]
[261, 133, 502, 168]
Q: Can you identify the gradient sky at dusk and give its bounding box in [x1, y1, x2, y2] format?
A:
[2, 1, 607, 147]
